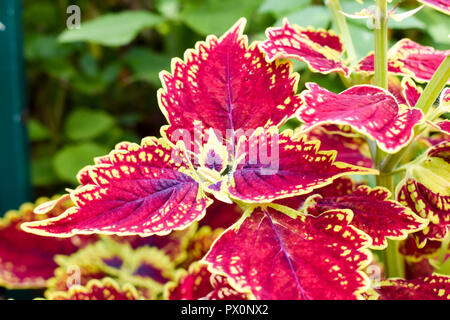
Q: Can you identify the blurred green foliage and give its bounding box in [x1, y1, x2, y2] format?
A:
[24, 0, 449, 197]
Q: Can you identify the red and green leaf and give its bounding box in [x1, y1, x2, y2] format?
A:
[47, 278, 144, 300]
[355, 39, 450, 82]
[300, 83, 423, 153]
[397, 142, 450, 245]
[302, 126, 373, 168]
[0, 198, 96, 289]
[398, 179, 450, 246]
[428, 120, 450, 135]
[158, 18, 302, 149]
[305, 185, 427, 249]
[259, 19, 349, 76]
[373, 276, 450, 300]
[204, 207, 372, 300]
[22, 137, 212, 237]
[229, 127, 376, 203]
[400, 236, 442, 262]
[47, 238, 176, 299]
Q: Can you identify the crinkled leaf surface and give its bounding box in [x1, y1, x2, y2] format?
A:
[22, 137, 212, 237]
[300, 83, 423, 153]
[355, 39, 450, 82]
[158, 18, 302, 149]
[204, 208, 372, 300]
[259, 20, 350, 76]
[229, 128, 376, 203]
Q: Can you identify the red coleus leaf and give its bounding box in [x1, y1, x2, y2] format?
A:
[259, 19, 350, 76]
[158, 18, 302, 149]
[429, 120, 450, 135]
[303, 126, 373, 168]
[22, 137, 213, 237]
[0, 198, 96, 289]
[300, 83, 423, 153]
[418, 0, 450, 15]
[397, 142, 450, 246]
[204, 207, 372, 300]
[305, 185, 427, 249]
[400, 236, 442, 262]
[77, 141, 132, 185]
[199, 200, 243, 230]
[229, 127, 376, 203]
[48, 239, 176, 299]
[355, 39, 450, 82]
[166, 262, 248, 300]
[47, 278, 144, 300]
[398, 179, 450, 246]
[388, 77, 422, 108]
[374, 276, 450, 300]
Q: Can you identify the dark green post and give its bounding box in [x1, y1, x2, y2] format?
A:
[0, 0, 31, 215]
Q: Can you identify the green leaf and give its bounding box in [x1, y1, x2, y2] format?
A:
[258, 0, 309, 17]
[274, 6, 331, 29]
[25, 34, 74, 60]
[53, 142, 109, 184]
[123, 48, 171, 86]
[28, 119, 51, 142]
[179, 0, 261, 35]
[433, 258, 450, 275]
[59, 10, 164, 47]
[346, 22, 374, 60]
[31, 157, 59, 186]
[65, 108, 115, 140]
[416, 7, 450, 45]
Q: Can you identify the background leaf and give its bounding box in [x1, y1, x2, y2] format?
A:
[53, 142, 109, 184]
[59, 11, 164, 46]
[64, 108, 115, 141]
[179, 0, 262, 35]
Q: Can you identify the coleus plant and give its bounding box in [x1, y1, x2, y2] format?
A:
[2, 0, 450, 300]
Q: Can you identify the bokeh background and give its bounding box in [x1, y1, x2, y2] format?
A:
[16, 0, 450, 201]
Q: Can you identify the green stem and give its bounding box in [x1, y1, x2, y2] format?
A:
[377, 174, 405, 278]
[415, 55, 450, 117]
[373, 0, 389, 168]
[374, 0, 389, 90]
[326, 0, 357, 63]
[372, 0, 405, 279]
